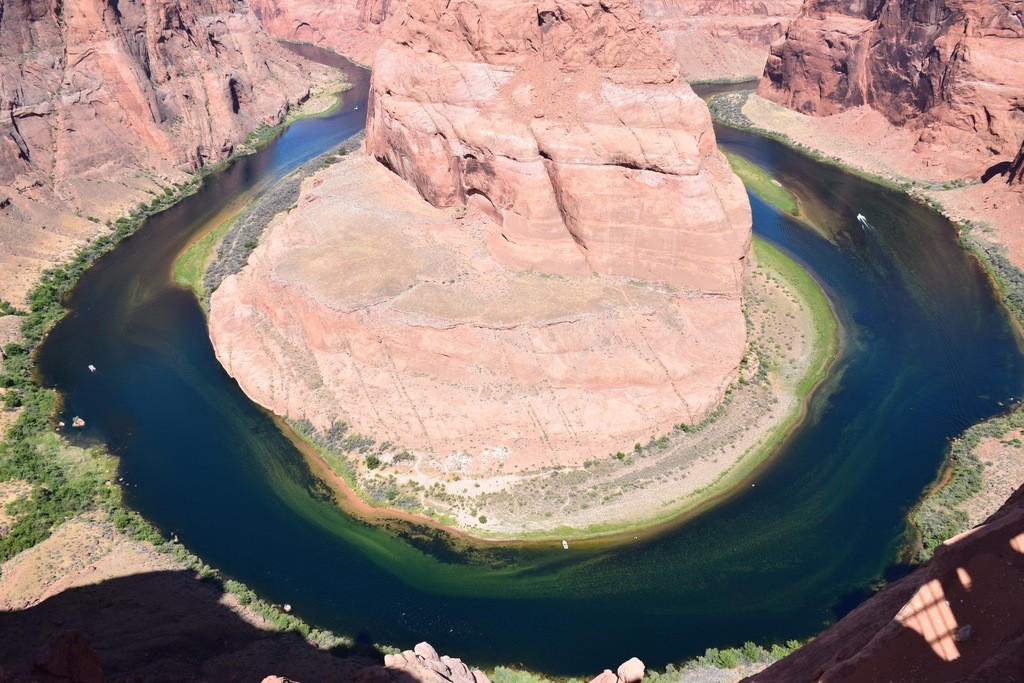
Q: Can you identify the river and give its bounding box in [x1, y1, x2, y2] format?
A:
[34, 47, 1024, 675]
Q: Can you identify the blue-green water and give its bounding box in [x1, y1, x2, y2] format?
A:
[34, 54, 1024, 675]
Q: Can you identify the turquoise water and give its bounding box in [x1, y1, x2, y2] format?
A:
[34, 53, 1024, 674]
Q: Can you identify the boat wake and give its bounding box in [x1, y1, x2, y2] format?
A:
[857, 213, 871, 230]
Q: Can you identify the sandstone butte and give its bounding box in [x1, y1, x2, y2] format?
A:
[248, 0, 801, 82]
[0, 0, 323, 308]
[209, 0, 752, 478]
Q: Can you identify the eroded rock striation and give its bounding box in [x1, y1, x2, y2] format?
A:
[211, 0, 750, 483]
[366, 0, 750, 292]
[639, 0, 801, 82]
[760, 0, 1024, 176]
[0, 0, 322, 303]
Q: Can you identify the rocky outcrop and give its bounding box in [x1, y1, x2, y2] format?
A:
[746, 483, 1024, 681]
[0, 0, 324, 304]
[366, 0, 750, 292]
[210, 152, 746, 479]
[759, 0, 1024, 175]
[353, 642, 644, 683]
[248, 0, 399, 65]
[1010, 140, 1024, 185]
[32, 630, 104, 683]
[211, 0, 750, 482]
[638, 0, 801, 82]
[0, 0, 315, 187]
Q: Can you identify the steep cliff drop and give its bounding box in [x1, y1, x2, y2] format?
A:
[748, 484, 1024, 681]
[209, 0, 752, 522]
[0, 0, 324, 306]
[638, 0, 801, 82]
[759, 0, 1023, 177]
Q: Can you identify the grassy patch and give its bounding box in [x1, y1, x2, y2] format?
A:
[753, 239, 837, 397]
[723, 150, 799, 215]
[175, 215, 237, 300]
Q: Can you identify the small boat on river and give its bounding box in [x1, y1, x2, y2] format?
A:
[562, 540, 569, 550]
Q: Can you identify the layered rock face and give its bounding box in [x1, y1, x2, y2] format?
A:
[748, 484, 1024, 681]
[0, 0, 315, 185]
[760, 0, 1024, 175]
[367, 0, 750, 293]
[211, 0, 750, 475]
[248, 0, 399, 65]
[0, 0, 320, 303]
[638, 0, 802, 82]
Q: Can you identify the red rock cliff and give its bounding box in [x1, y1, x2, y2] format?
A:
[638, 0, 801, 82]
[365, 0, 751, 292]
[759, 0, 1024, 172]
[0, 0, 321, 303]
[0, 0, 316, 184]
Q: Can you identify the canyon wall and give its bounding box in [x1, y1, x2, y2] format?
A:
[759, 0, 1024, 176]
[366, 0, 751, 292]
[249, 0, 397, 65]
[0, 0, 323, 305]
[638, 0, 801, 82]
[246, 0, 798, 82]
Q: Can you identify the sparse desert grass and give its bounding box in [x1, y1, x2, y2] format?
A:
[912, 407, 1024, 561]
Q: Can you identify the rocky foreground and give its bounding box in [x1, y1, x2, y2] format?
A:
[0, 0, 326, 306]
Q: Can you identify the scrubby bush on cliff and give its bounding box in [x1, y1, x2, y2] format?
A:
[204, 138, 361, 302]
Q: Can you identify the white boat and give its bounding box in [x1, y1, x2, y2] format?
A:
[562, 540, 569, 550]
[88, 364, 96, 372]
[856, 213, 866, 222]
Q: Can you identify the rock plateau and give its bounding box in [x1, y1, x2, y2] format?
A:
[247, 0, 800, 83]
[210, 0, 750, 480]
[249, 0, 398, 65]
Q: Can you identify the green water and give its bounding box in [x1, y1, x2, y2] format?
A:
[34, 54, 1024, 674]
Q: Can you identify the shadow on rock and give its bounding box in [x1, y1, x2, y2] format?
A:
[0, 569, 399, 682]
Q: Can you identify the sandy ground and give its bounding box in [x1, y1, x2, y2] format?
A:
[741, 94, 1024, 268]
[0, 511, 182, 611]
[964, 429, 1024, 529]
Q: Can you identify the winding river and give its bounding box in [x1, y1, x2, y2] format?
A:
[34, 46, 1024, 675]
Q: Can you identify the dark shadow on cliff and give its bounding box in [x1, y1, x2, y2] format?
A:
[0, 569, 421, 683]
[746, 485, 1024, 682]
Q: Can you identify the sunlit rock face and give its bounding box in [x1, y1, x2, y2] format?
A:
[210, 0, 752, 474]
[366, 0, 751, 293]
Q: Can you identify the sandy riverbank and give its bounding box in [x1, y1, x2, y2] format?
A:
[728, 93, 1024, 269]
